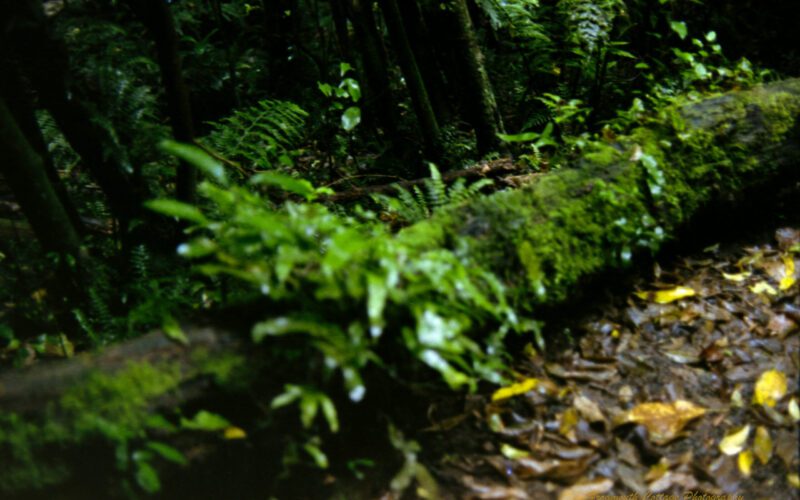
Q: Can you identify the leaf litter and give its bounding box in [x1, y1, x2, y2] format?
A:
[408, 226, 799, 499]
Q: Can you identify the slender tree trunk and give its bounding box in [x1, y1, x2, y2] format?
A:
[447, 0, 503, 155]
[397, 0, 451, 122]
[345, 0, 399, 137]
[1, 0, 144, 229]
[329, 0, 352, 61]
[131, 0, 197, 203]
[0, 98, 81, 258]
[378, 0, 443, 161]
[0, 61, 84, 234]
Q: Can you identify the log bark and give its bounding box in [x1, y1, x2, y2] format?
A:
[1, 79, 799, 496]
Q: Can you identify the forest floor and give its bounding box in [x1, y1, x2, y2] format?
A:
[403, 224, 800, 500]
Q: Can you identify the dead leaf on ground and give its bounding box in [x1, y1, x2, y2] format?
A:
[558, 477, 614, 500]
[622, 400, 706, 445]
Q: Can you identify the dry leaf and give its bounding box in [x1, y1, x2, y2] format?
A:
[750, 281, 777, 296]
[753, 369, 787, 407]
[738, 450, 754, 477]
[722, 271, 751, 282]
[788, 473, 800, 489]
[635, 286, 696, 304]
[719, 425, 750, 455]
[574, 393, 606, 424]
[558, 477, 614, 500]
[624, 400, 706, 445]
[788, 398, 800, 422]
[753, 426, 773, 464]
[779, 255, 796, 291]
[492, 378, 538, 402]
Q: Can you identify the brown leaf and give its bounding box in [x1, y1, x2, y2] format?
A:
[558, 477, 614, 500]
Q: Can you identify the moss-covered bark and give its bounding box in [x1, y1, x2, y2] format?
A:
[400, 78, 800, 305]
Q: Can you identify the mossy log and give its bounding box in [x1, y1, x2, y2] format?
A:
[1, 79, 799, 496]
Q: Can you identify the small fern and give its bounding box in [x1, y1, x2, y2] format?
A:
[201, 99, 309, 173]
[559, 0, 622, 55]
[372, 164, 493, 225]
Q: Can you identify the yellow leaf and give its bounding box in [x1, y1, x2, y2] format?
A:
[223, 426, 247, 440]
[491, 378, 538, 402]
[722, 271, 751, 282]
[753, 369, 787, 407]
[779, 255, 796, 291]
[611, 328, 620, 338]
[559, 407, 580, 437]
[635, 286, 696, 304]
[719, 425, 750, 455]
[753, 426, 773, 464]
[500, 443, 531, 459]
[738, 450, 754, 477]
[788, 398, 800, 422]
[788, 473, 800, 489]
[750, 281, 777, 295]
[624, 400, 706, 445]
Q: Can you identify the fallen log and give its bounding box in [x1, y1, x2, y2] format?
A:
[1, 79, 799, 496]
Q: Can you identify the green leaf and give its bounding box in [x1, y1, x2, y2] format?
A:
[304, 441, 329, 469]
[249, 171, 316, 199]
[180, 410, 231, 431]
[271, 385, 303, 409]
[366, 273, 387, 338]
[318, 82, 333, 97]
[162, 315, 189, 346]
[145, 199, 208, 225]
[339, 62, 353, 77]
[160, 140, 228, 186]
[133, 453, 161, 493]
[670, 20, 688, 40]
[341, 78, 361, 102]
[497, 131, 540, 143]
[320, 396, 339, 433]
[177, 237, 217, 258]
[146, 441, 188, 466]
[341, 106, 361, 131]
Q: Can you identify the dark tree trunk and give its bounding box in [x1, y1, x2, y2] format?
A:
[378, 0, 443, 162]
[0, 61, 84, 234]
[397, 0, 451, 122]
[0, 98, 81, 259]
[131, 0, 197, 203]
[329, 0, 352, 61]
[447, 0, 503, 155]
[0, 0, 145, 229]
[345, 0, 399, 137]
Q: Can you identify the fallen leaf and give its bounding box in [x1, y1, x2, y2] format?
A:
[788, 473, 800, 489]
[719, 425, 750, 455]
[500, 443, 530, 459]
[223, 426, 247, 439]
[753, 426, 773, 464]
[738, 450, 754, 477]
[722, 271, 751, 282]
[635, 286, 696, 304]
[558, 477, 614, 500]
[491, 378, 538, 402]
[788, 398, 800, 422]
[573, 393, 606, 424]
[753, 369, 787, 407]
[624, 400, 706, 445]
[750, 281, 777, 296]
[779, 255, 796, 291]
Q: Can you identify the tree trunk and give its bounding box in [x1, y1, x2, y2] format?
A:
[131, 0, 197, 203]
[329, 0, 352, 61]
[447, 0, 503, 156]
[1, 79, 799, 496]
[378, 0, 443, 162]
[0, 0, 145, 229]
[345, 0, 399, 137]
[0, 98, 81, 259]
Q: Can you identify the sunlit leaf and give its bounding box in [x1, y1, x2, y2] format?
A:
[719, 425, 750, 455]
[779, 255, 796, 290]
[304, 441, 329, 469]
[634, 286, 695, 304]
[738, 450, 754, 477]
[753, 369, 787, 407]
[624, 400, 706, 445]
[249, 171, 316, 198]
[146, 441, 187, 466]
[341, 106, 361, 131]
[789, 473, 800, 488]
[788, 398, 800, 422]
[162, 315, 189, 345]
[722, 271, 750, 282]
[491, 378, 538, 401]
[753, 426, 773, 464]
[670, 21, 688, 39]
[500, 443, 531, 459]
[160, 140, 228, 185]
[180, 410, 231, 431]
[145, 199, 208, 224]
[223, 426, 247, 440]
[177, 237, 216, 258]
[749, 281, 777, 296]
